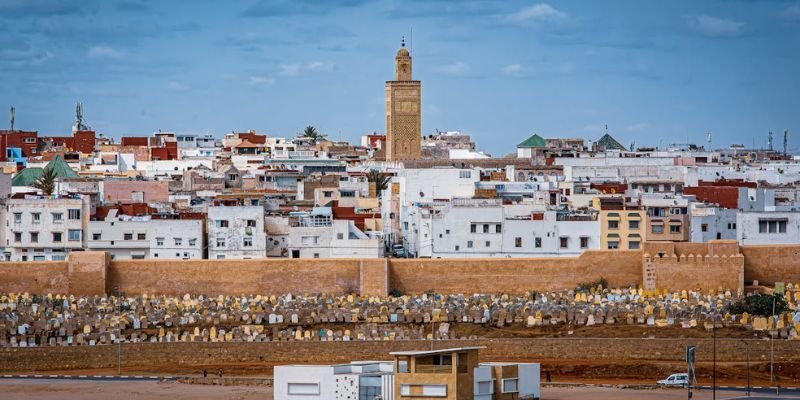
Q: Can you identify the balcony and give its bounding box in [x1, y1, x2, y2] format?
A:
[414, 364, 453, 374]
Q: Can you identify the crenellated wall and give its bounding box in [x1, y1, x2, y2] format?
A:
[0, 241, 795, 296]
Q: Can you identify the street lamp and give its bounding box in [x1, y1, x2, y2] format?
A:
[116, 286, 122, 376]
[741, 340, 750, 397]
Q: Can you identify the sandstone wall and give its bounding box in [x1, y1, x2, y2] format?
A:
[108, 259, 362, 296]
[740, 245, 800, 285]
[0, 261, 69, 294]
[388, 250, 643, 294]
[0, 339, 796, 373]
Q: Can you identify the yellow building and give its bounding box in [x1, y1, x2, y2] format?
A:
[392, 347, 481, 399]
[386, 38, 421, 161]
[594, 196, 645, 250]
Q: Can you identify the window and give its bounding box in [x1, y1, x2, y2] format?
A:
[246, 219, 257, 227]
[13, 213, 21, 223]
[467, 241, 473, 248]
[495, 224, 502, 233]
[137, 233, 146, 240]
[68, 209, 81, 220]
[535, 237, 542, 248]
[445, 229, 450, 234]
[313, 253, 320, 258]
[470, 224, 476, 233]
[580, 237, 589, 249]
[651, 225, 664, 234]
[515, 237, 522, 248]
[188, 238, 197, 246]
[400, 384, 447, 397]
[502, 378, 519, 393]
[323, 191, 334, 197]
[32, 213, 41, 224]
[215, 220, 229, 228]
[53, 232, 62, 242]
[455, 245, 460, 251]
[608, 241, 619, 249]
[228, 174, 238, 181]
[485, 241, 491, 247]
[174, 238, 182, 246]
[124, 233, 133, 240]
[560, 237, 568, 248]
[132, 254, 145, 260]
[68, 229, 81, 241]
[337, 233, 344, 240]
[608, 221, 619, 230]
[476, 381, 493, 395]
[670, 225, 681, 234]
[629, 241, 641, 250]
[701, 224, 708, 232]
[24, 137, 36, 143]
[156, 237, 164, 246]
[728, 223, 736, 230]
[92, 233, 101, 240]
[628, 220, 639, 229]
[52, 255, 66, 261]
[459, 170, 471, 179]
[30, 232, 39, 243]
[340, 190, 355, 198]
[759, 219, 788, 234]
[287, 382, 320, 395]
[243, 237, 252, 247]
[216, 238, 225, 247]
[483, 224, 489, 233]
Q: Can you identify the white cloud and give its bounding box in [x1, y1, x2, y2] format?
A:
[279, 64, 301, 76]
[436, 61, 470, 76]
[279, 61, 335, 76]
[88, 45, 123, 60]
[166, 81, 191, 92]
[506, 3, 566, 24]
[502, 63, 525, 76]
[248, 76, 275, 86]
[786, 5, 800, 19]
[685, 15, 745, 37]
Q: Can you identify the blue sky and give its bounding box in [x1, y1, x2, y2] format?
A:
[1, 0, 799, 156]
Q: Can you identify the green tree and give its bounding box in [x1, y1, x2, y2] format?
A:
[301, 125, 327, 143]
[367, 169, 391, 198]
[33, 167, 57, 196]
[726, 293, 788, 317]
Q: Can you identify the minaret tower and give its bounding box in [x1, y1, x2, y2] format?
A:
[385, 37, 421, 161]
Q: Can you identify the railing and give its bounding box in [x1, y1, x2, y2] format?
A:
[414, 364, 453, 374]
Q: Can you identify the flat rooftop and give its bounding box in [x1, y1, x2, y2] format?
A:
[389, 346, 486, 356]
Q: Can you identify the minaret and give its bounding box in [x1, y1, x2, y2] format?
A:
[385, 37, 421, 161]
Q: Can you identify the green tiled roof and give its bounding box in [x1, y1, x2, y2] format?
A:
[11, 155, 79, 186]
[517, 134, 546, 148]
[597, 133, 627, 151]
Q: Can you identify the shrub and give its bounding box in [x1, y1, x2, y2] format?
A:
[726, 293, 788, 317]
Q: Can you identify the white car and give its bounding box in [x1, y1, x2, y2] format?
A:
[658, 373, 689, 387]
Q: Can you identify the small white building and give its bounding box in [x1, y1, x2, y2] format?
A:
[4, 195, 90, 261]
[287, 208, 382, 258]
[207, 205, 266, 259]
[274, 362, 394, 400]
[688, 204, 737, 242]
[406, 199, 599, 258]
[88, 213, 205, 260]
[737, 211, 800, 245]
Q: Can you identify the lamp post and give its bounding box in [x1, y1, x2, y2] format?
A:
[116, 285, 122, 376]
[744, 341, 750, 397]
[770, 295, 775, 387]
[712, 312, 716, 400]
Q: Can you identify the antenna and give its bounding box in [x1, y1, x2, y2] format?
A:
[768, 131, 773, 151]
[784, 129, 789, 157]
[706, 131, 712, 148]
[9, 106, 14, 131]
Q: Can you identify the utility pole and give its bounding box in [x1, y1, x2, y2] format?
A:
[745, 341, 750, 397]
[117, 286, 122, 376]
[712, 312, 717, 400]
[770, 295, 775, 386]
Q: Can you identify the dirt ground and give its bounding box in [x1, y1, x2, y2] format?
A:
[0, 380, 767, 400]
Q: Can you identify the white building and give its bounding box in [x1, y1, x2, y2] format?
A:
[274, 362, 394, 400]
[737, 211, 800, 245]
[207, 206, 266, 259]
[87, 213, 205, 260]
[287, 208, 382, 258]
[688, 204, 737, 242]
[406, 199, 599, 258]
[4, 195, 90, 261]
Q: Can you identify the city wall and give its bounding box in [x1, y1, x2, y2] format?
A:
[0, 242, 797, 297]
[0, 338, 796, 373]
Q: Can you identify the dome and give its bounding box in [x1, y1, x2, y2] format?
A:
[396, 47, 410, 57]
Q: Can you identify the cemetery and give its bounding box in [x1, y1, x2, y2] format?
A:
[1, 285, 798, 349]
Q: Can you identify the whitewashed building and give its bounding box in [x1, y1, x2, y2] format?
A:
[286, 208, 382, 258]
[207, 206, 266, 259]
[274, 362, 394, 400]
[406, 199, 599, 258]
[4, 195, 90, 261]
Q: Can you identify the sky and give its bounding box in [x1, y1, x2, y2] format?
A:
[1, 0, 799, 156]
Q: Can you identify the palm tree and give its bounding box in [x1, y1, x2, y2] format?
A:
[33, 167, 57, 196]
[367, 169, 391, 199]
[301, 125, 327, 143]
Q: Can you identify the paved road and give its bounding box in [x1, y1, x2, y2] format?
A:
[0, 374, 175, 382]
